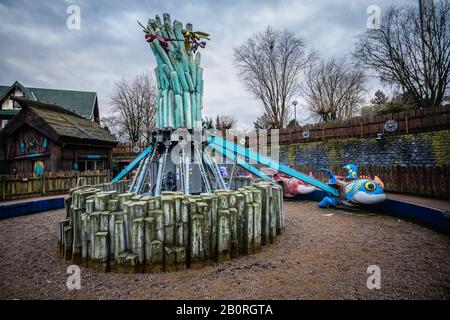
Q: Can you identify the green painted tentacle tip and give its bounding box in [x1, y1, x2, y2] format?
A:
[148, 19, 158, 30]
[195, 52, 201, 65]
[147, 23, 156, 34]
[163, 13, 171, 26]
[155, 15, 162, 27]
[173, 20, 183, 29]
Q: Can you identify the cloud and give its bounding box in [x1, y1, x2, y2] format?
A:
[0, 0, 417, 129]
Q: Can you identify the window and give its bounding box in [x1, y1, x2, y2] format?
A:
[77, 160, 104, 172]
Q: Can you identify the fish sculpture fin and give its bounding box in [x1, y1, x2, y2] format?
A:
[374, 176, 384, 189]
[343, 164, 358, 180]
[318, 168, 337, 184]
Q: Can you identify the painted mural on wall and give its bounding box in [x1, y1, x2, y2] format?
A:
[17, 136, 48, 157]
[280, 130, 450, 169]
[33, 160, 44, 177]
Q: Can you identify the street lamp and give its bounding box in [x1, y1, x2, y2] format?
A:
[292, 100, 298, 126]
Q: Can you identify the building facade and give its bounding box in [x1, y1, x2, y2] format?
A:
[0, 97, 116, 174]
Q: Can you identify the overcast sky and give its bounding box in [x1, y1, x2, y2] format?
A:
[0, 0, 416, 129]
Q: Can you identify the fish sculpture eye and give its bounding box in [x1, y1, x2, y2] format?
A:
[364, 181, 376, 191]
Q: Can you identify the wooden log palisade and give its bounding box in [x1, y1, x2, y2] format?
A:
[58, 179, 284, 273]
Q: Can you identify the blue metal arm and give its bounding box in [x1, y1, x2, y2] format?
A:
[207, 142, 274, 182]
[111, 145, 154, 183]
[207, 136, 339, 197]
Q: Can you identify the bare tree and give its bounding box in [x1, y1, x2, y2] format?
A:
[234, 26, 315, 128]
[101, 116, 122, 141]
[202, 116, 214, 129]
[354, 0, 450, 108]
[215, 114, 237, 131]
[137, 74, 157, 142]
[302, 58, 366, 122]
[253, 112, 275, 129]
[108, 73, 157, 142]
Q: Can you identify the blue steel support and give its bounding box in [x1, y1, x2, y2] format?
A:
[208, 142, 274, 182]
[111, 145, 154, 183]
[208, 136, 339, 197]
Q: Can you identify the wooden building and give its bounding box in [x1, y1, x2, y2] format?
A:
[0, 97, 117, 174]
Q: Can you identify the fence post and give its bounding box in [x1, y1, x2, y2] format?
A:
[405, 116, 409, 134]
[0, 171, 115, 201]
[1, 176, 5, 201]
[444, 164, 450, 200]
[41, 174, 46, 196]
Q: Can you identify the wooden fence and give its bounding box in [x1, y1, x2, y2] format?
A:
[290, 164, 450, 200]
[112, 106, 450, 155]
[278, 105, 450, 144]
[113, 141, 149, 157]
[0, 171, 112, 202]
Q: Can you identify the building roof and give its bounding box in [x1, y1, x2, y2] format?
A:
[0, 81, 98, 120]
[1, 97, 117, 147]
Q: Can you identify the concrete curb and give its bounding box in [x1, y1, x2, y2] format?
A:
[0, 197, 65, 219]
[298, 190, 450, 235]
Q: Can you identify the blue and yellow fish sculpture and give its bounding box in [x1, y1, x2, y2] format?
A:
[318, 164, 385, 208]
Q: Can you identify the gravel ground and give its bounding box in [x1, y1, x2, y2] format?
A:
[1, 200, 449, 300]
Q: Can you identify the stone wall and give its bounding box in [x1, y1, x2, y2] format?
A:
[58, 180, 283, 273]
[280, 129, 450, 169]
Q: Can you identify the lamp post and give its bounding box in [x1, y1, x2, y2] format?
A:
[292, 100, 298, 127]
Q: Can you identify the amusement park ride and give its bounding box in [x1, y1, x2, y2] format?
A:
[112, 13, 385, 208]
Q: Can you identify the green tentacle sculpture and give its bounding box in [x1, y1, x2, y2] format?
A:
[140, 13, 209, 130]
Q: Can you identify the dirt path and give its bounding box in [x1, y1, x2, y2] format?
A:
[1, 201, 449, 300]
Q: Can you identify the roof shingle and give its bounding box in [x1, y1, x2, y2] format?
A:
[4, 97, 116, 146]
[0, 82, 97, 120]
